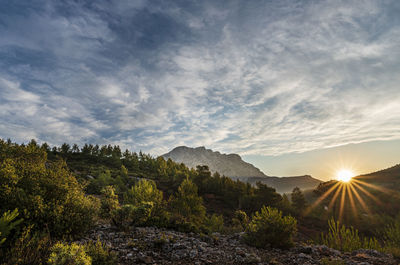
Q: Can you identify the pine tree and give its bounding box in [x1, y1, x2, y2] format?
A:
[291, 187, 307, 215]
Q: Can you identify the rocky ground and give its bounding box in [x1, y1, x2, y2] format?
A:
[77, 224, 398, 265]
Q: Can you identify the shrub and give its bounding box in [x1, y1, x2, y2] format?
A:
[1, 225, 52, 265]
[100, 186, 120, 219]
[112, 203, 153, 228]
[48, 242, 91, 265]
[244, 206, 297, 249]
[231, 210, 249, 232]
[383, 218, 400, 248]
[204, 214, 224, 233]
[321, 218, 381, 252]
[0, 208, 23, 246]
[383, 218, 400, 258]
[85, 239, 118, 265]
[0, 141, 99, 238]
[124, 179, 163, 206]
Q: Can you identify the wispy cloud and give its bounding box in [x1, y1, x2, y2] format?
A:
[0, 0, 399, 156]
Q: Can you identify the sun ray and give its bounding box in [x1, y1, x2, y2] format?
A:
[350, 184, 372, 216]
[351, 181, 382, 206]
[346, 183, 357, 219]
[338, 183, 347, 222]
[352, 179, 394, 194]
[328, 182, 343, 212]
[305, 181, 341, 215]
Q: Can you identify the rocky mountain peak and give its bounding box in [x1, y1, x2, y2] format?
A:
[162, 146, 266, 178]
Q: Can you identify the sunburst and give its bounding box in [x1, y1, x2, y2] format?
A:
[305, 170, 395, 222]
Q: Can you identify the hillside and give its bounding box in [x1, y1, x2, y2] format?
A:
[247, 175, 322, 194]
[311, 164, 400, 234]
[162, 146, 322, 193]
[354, 164, 400, 188]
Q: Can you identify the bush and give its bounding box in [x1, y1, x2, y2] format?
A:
[384, 218, 400, 248]
[48, 242, 91, 265]
[1, 225, 52, 265]
[383, 218, 400, 258]
[85, 239, 118, 265]
[112, 203, 153, 228]
[124, 179, 163, 206]
[0, 141, 100, 238]
[244, 206, 297, 249]
[0, 208, 23, 246]
[231, 210, 249, 232]
[100, 186, 120, 219]
[204, 214, 224, 233]
[321, 218, 381, 252]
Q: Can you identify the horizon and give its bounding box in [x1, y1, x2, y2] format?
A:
[1, 0, 400, 181]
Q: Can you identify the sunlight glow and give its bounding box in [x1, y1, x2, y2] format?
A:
[336, 169, 354, 182]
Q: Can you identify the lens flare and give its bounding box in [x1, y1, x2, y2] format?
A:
[337, 169, 354, 182]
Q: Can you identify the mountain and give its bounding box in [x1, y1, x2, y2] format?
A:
[162, 146, 322, 193]
[162, 146, 265, 178]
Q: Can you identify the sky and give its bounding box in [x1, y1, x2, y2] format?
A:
[0, 0, 399, 180]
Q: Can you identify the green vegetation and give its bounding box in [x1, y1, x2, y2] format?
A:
[0, 140, 99, 239]
[84, 239, 118, 265]
[291, 187, 307, 216]
[0, 209, 23, 246]
[321, 218, 381, 252]
[204, 214, 225, 233]
[383, 217, 400, 258]
[244, 206, 297, 249]
[231, 210, 249, 232]
[2, 138, 400, 263]
[48, 242, 91, 265]
[169, 178, 206, 229]
[100, 186, 120, 219]
[2, 225, 52, 265]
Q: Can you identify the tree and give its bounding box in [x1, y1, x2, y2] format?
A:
[124, 179, 163, 206]
[72, 144, 80, 153]
[60, 143, 71, 154]
[291, 187, 307, 215]
[0, 140, 99, 238]
[169, 178, 206, 227]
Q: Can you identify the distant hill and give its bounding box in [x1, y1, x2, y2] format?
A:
[162, 146, 322, 193]
[353, 164, 400, 188]
[246, 175, 322, 194]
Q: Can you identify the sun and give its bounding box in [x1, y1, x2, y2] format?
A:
[336, 169, 354, 182]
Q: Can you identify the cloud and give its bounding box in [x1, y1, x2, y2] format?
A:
[0, 0, 399, 156]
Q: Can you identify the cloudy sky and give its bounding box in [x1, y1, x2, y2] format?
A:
[1, 0, 399, 179]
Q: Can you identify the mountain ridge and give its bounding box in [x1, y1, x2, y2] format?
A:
[162, 146, 322, 193]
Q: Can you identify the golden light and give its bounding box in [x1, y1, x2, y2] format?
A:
[305, 165, 396, 224]
[336, 169, 354, 183]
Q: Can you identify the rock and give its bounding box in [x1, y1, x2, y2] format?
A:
[296, 245, 313, 254]
[244, 252, 261, 263]
[75, 224, 398, 265]
[298, 253, 311, 259]
[138, 255, 153, 264]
